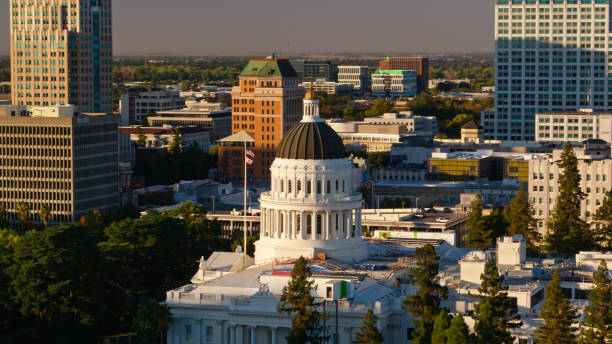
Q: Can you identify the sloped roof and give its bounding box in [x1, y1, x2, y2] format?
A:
[240, 58, 298, 78]
[462, 120, 482, 130]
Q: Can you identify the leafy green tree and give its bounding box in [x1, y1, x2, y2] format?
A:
[352, 309, 384, 344]
[593, 190, 612, 251]
[133, 300, 173, 344]
[38, 205, 52, 230]
[578, 261, 612, 344]
[473, 259, 521, 343]
[465, 195, 493, 250]
[534, 269, 577, 344]
[546, 143, 591, 255]
[403, 244, 449, 344]
[0, 229, 20, 327]
[11, 225, 103, 326]
[278, 256, 326, 344]
[431, 310, 451, 344]
[365, 100, 394, 117]
[503, 186, 541, 254]
[446, 315, 473, 344]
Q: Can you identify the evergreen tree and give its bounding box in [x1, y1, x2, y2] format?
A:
[484, 208, 508, 241]
[473, 259, 521, 344]
[446, 315, 473, 344]
[352, 309, 384, 344]
[465, 194, 493, 250]
[503, 185, 541, 254]
[473, 300, 501, 344]
[578, 261, 612, 344]
[403, 244, 449, 344]
[546, 143, 591, 255]
[593, 191, 612, 251]
[168, 130, 183, 154]
[534, 269, 577, 344]
[278, 256, 326, 344]
[136, 127, 147, 147]
[431, 310, 451, 344]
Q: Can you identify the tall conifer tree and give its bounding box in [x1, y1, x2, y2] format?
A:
[534, 269, 577, 344]
[352, 309, 384, 344]
[578, 261, 612, 344]
[466, 194, 493, 250]
[503, 185, 540, 254]
[546, 143, 591, 255]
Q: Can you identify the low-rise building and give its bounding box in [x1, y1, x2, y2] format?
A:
[149, 101, 232, 140]
[337, 66, 371, 93]
[0, 105, 120, 224]
[119, 126, 211, 152]
[300, 81, 353, 95]
[535, 109, 612, 143]
[363, 112, 438, 134]
[428, 79, 471, 90]
[371, 70, 417, 98]
[120, 88, 185, 125]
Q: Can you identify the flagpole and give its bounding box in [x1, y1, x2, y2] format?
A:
[244, 141, 248, 260]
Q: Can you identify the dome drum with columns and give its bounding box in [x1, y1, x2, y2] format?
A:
[254, 88, 368, 264]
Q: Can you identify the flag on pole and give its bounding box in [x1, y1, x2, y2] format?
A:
[245, 149, 255, 165]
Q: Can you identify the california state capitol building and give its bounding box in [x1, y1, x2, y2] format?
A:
[163, 89, 598, 344]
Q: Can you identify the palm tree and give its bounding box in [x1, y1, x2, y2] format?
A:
[16, 202, 31, 228]
[39, 205, 52, 230]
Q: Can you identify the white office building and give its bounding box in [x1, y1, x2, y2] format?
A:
[529, 139, 612, 234]
[120, 89, 185, 125]
[487, 0, 612, 142]
[337, 66, 371, 93]
[535, 109, 612, 142]
[371, 70, 417, 98]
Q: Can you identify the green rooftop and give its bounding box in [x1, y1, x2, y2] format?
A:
[240, 58, 298, 78]
[375, 70, 414, 75]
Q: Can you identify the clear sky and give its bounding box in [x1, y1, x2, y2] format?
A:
[0, 0, 493, 56]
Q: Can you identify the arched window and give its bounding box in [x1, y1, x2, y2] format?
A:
[307, 181, 312, 194]
[317, 181, 322, 194]
[297, 214, 301, 233]
[316, 215, 322, 235]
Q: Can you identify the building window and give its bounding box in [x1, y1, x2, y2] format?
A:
[206, 326, 214, 342]
[185, 325, 192, 342]
[307, 215, 312, 234]
[317, 215, 322, 234]
[317, 181, 322, 194]
[307, 181, 312, 194]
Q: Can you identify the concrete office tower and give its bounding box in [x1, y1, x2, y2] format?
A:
[338, 66, 371, 93]
[0, 105, 119, 224]
[488, 0, 612, 142]
[10, 0, 113, 113]
[379, 57, 429, 94]
[221, 57, 304, 182]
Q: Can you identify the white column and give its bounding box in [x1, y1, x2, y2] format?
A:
[346, 211, 351, 239]
[230, 324, 236, 344]
[334, 211, 342, 240]
[325, 211, 330, 240]
[250, 326, 256, 344]
[300, 213, 306, 240]
[271, 327, 278, 344]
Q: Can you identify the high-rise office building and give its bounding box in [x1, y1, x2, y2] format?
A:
[487, 0, 612, 142]
[379, 57, 429, 94]
[219, 57, 304, 182]
[0, 105, 120, 224]
[10, 0, 113, 113]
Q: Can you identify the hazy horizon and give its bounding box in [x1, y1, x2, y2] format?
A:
[0, 0, 493, 56]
